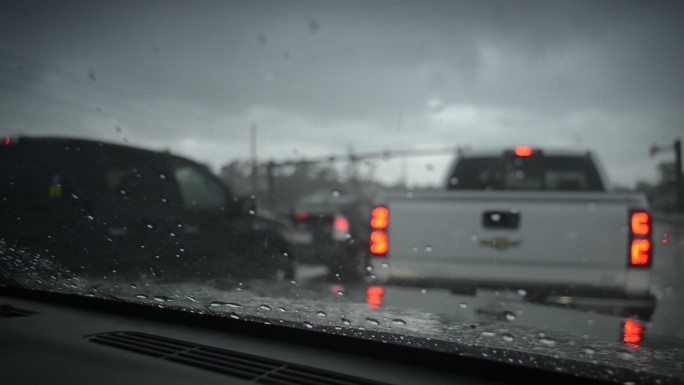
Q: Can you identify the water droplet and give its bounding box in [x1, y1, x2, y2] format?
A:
[159, 173, 167, 180]
[421, 289, 427, 294]
[539, 337, 557, 346]
[317, 311, 327, 317]
[135, 294, 148, 299]
[391, 319, 406, 326]
[71, 193, 80, 199]
[502, 334, 515, 342]
[503, 311, 516, 321]
[425, 245, 433, 253]
[146, 223, 154, 229]
[481, 331, 496, 337]
[336, 290, 344, 296]
[169, 232, 176, 237]
[581, 346, 596, 355]
[248, 209, 256, 215]
[341, 318, 351, 325]
[130, 283, 137, 289]
[470, 234, 479, 241]
[517, 289, 527, 296]
[111, 269, 117, 274]
[303, 321, 314, 329]
[331, 190, 340, 197]
[618, 352, 635, 360]
[366, 318, 380, 326]
[381, 262, 389, 268]
[412, 246, 418, 252]
[366, 265, 373, 272]
[278, 307, 286, 312]
[459, 302, 467, 309]
[229, 313, 240, 319]
[185, 296, 197, 303]
[259, 304, 272, 311]
[587, 319, 594, 325]
[86, 215, 94, 221]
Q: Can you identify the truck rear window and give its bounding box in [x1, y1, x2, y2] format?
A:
[447, 156, 605, 191]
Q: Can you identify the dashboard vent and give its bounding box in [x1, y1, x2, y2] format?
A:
[0, 304, 36, 317]
[89, 331, 387, 385]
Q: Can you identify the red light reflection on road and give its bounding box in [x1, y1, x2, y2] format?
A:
[366, 286, 385, 309]
[623, 319, 643, 347]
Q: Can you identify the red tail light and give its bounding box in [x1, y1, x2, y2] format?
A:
[370, 231, 388, 256]
[631, 212, 650, 236]
[333, 214, 349, 232]
[294, 211, 309, 221]
[1, 137, 11, 146]
[514, 146, 532, 157]
[623, 319, 643, 345]
[629, 211, 652, 267]
[630, 239, 651, 266]
[370, 206, 388, 229]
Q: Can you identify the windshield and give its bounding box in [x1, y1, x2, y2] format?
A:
[1, 1, 684, 383]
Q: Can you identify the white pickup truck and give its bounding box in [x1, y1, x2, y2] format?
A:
[369, 147, 654, 301]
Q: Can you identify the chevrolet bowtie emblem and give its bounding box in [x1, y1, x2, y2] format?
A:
[479, 236, 520, 250]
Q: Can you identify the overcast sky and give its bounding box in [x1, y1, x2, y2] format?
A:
[1, 0, 682, 187]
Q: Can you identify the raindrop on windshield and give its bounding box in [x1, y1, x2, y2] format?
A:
[503, 311, 516, 321]
[135, 294, 148, 299]
[336, 290, 344, 296]
[481, 331, 496, 337]
[86, 215, 94, 221]
[146, 224, 154, 229]
[502, 334, 515, 342]
[581, 346, 597, 355]
[130, 283, 137, 289]
[341, 318, 351, 325]
[425, 245, 433, 253]
[517, 289, 527, 296]
[153, 296, 171, 303]
[538, 337, 557, 346]
[391, 319, 406, 326]
[381, 262, 389, 268]
[303, 321, 314, 329]
[366, 318, 380, 326]
[459, 302, 467, 309]
[259, 304, 272, 311]
[317, 311, 327, 317]
[331, 190, 340, 197]
[366, 265, 373, 272]
[229, 313, 240, 319]
[185, 296, 197, 303]
[278, 307, 286, 312]
[159, 173, 167, 180]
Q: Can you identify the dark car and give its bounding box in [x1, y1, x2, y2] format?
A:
[0, 137, 294, 283]
[289, 193, 372, 280]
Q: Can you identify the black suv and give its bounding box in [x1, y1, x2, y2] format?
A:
[0, 137, 294, 282]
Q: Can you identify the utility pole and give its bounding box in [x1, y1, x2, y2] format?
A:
[675, 139, 683, 212]
[250, 125, 258, 202]
[650, 139, 683, 212]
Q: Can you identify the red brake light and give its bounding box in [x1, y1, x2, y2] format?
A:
[631, 212, 650, 236]
[1, 137, 10, 146]
[514, 146, 532, 157]
[294, 211, 309, 221]
[333, 214, 349, 232]
[370, 231, 388, 256]
[630, 239, 651, 266]
[371, 206, 388, 229]
[623, 319, 643, 345]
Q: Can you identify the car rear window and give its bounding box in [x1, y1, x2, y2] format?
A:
[447, 155, 605, 191]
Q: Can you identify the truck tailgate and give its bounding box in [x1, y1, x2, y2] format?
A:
[383, 191, 645, 290]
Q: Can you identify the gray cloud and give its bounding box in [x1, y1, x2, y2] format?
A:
[1, 0, 682, 186]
